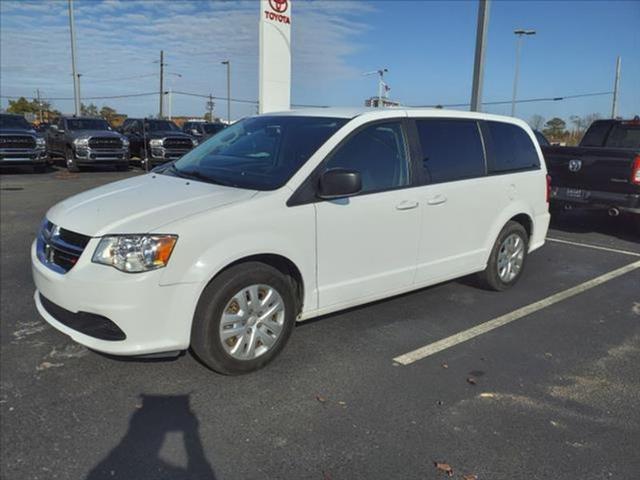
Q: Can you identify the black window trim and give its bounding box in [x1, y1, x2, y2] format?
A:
[480, 120, 542, 177]
[287, 117, 418, 207]
[412, 117, 488, 186]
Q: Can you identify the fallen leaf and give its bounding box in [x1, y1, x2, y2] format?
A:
[462, 475, 478, 480]
[338, 401, 346, 407]
[315, 394, 327, 403]
[434, 461, 454, 477]
[36, 361, 64, 371]
[479, 392, 494, 398]
[466, 377, 477, 385]
[441, 362, 449, 369]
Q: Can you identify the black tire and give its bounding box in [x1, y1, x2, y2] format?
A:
[65, 147, 80, 173]
[477, 221, 529, 292]
[116, 164, 129, 172]
[191, 262, 297, 375]
[32, 164, 46, 173]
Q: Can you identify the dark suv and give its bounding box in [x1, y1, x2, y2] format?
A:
[182, 121, 226, 141]
[47, 116, 129, 172]
[122, 119, 197, 170]
[0, 114, 48, 172]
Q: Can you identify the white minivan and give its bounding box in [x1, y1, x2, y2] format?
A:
[32, 108, 550, 374]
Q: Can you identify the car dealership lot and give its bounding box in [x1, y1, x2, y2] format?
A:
[1, 167, 639, 480]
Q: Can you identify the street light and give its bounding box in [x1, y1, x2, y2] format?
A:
[221, 60, 231, 123]
[363, 68, 388, 108]
[165, 72, 182, 120]
[511, 29, 536, 117]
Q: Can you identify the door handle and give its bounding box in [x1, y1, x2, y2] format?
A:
[427, 195, 447, 206]
[396, 200, 419, 211]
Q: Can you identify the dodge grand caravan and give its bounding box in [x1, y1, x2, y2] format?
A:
[32, 109, 550, 374]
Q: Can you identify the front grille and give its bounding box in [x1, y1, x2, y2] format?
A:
[39, 294, 126, 341]
[89, 137, 123, 150]
[37, 220, 91, 274]
[163, 137, 192, 150]
[0, 135, 36, 149]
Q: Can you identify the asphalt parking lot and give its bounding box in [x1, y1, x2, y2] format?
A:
[1, 166, 639, 480]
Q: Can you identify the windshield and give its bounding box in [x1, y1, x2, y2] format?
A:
[0, 115, 32, 130]
[67, 118, 110, 130]
[605, 124, 640, 148]
[145, 120, 179, 132]
[203, 123, 225, 134]
[170, 115, 348, 190]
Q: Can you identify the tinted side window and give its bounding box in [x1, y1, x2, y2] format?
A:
[486, 121, 539, 173]
[324, 121, 409, 194]
[580, 121, 613, 147]
[416, 119, 485, 183]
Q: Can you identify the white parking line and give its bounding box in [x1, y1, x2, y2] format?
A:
[546, 237, 640, 257]
[393, 259, 640, 366]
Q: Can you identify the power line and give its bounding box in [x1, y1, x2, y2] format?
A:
[410, 91, 614, 108]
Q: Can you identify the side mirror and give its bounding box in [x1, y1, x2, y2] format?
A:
[318, 169, 362, 199]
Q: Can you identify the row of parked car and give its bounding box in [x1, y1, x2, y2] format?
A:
[0, 113, 226, 172]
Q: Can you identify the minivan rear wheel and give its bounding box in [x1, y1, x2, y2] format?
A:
[477, 221, 529, 291]
[191, 262, 297, 375]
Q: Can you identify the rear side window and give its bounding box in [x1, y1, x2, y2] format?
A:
[605, 124, 640, 148]
[416, 119, 485, 183]
[486, 121, 540, 173]
[580, 121, 613, 147]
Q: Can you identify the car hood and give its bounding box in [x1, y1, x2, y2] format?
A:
[68, 130, 123, 140]
[46, 173, 257, 237]
[0, 128, 38, 136]
[146, 131, 193, 139]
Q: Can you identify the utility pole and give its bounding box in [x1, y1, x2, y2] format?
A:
[36, 89, 43, 123]
[67, 0, 81, 116]
[207, 94, 215, 121]
[470, 0, 490, 112]
[511, 29, 536, 117]
[158, 50, 165, 118]
[611, 56, 621, 119]
[221, 60, 231, 123]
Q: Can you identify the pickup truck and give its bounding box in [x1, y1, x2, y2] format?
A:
[122, 118, 197, 170]
[544, 118, 640, 223]
[0, 113, 48, 172]
[182, 121, 226, 141]
[47, 116, 130, 172]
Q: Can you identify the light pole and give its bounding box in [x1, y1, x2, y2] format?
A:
[511, 29, 535, 117]
[221, 60, 231, 123]
[470, 0, 490, 112]
[363, 68, 388, 107]
[67, 0, 81, 116]
[166, 72, 182, 120]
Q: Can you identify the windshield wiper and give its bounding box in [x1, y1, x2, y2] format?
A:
[167, 164, 235, 187]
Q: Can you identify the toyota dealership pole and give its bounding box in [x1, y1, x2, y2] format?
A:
[259, 0, 292, 114]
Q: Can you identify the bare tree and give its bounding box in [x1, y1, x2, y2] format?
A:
[529, 114, 545, 130]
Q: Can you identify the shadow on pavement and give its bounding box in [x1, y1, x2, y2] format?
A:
[85, 394, 217, 480]
[550, 210, 639, 243]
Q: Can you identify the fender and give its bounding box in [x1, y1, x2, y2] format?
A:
[482, 200, 535, 265]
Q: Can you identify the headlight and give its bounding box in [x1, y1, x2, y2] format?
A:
[36, 137, 46, 149]
[191, 138, 199, 146]
[92, 234, 177, 273]
[73, 138, 89, 147]
[122, 137, 130, 147]
[149, 139, 163, 147]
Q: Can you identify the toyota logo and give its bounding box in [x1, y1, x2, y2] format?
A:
[568, 159, 582, 172]
[269, 0, 288, 13]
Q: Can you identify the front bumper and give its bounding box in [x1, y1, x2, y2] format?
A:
[31, 239, 199, 356]
[72, 147, 129, 165]
[0, 148, 47, 165]
[550, 187, 640, 214]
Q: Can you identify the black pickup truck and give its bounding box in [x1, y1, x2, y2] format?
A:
[544, 118, 640, 222]
[47, 116, 130, 172]
[182, 121, 226, 141]
[0, 114, 48, 172]
[122, 118, 197, 170]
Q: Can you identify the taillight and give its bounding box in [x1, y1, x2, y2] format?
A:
[546, 174, 552, 202]
[632, 155, 640, 185]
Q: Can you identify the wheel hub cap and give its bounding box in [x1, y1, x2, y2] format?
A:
[219, 284, 285, 361]
[497, 233, 525, 283]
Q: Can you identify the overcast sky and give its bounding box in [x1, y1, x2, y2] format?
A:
[1, 0, 638, 123]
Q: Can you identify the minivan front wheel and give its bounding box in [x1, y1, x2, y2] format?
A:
[478, 221, 529, 291]
[191, 262, 297, 375]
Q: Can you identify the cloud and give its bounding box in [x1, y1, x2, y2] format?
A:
[0, 0, 372, 118]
